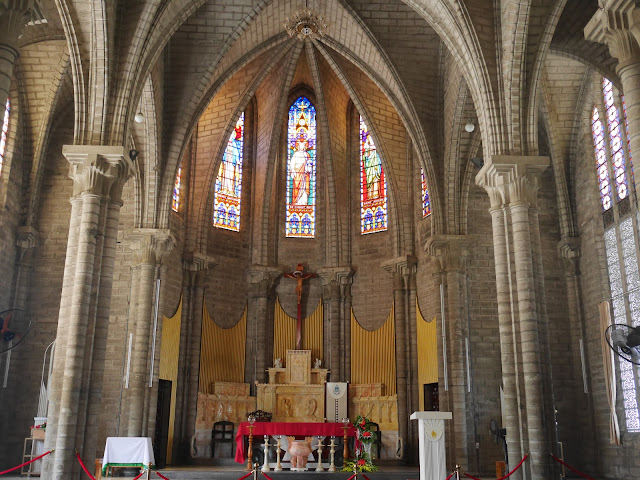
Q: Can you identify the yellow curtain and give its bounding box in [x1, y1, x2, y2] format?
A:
[273, 298, 323, 364]
[416, 299, 438, 410]
[159, 298, 182, 464]
[350, 307, 396, 395]
[198, 303, 247, 392]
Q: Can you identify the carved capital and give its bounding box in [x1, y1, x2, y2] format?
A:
[63, 145, 134, 200]
[381, 255, 417, 276]
[0, 0, 43, 48]
[15, 225, 37, 250]
[183, 252, 217, 272]
[128, 228, 174, 266]
[247, 265, 280, 298]
[475, 155, 549, 208]
[318, 267, 353, 301]
[559, 237, 582, 276]
[585, 1, 640, 66]
[425, 235, 470, 273]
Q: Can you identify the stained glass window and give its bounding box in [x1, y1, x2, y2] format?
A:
[360, 116, 387, 234]
[622, 96, 635, 191]
[592, 106, 612, 211]
[604, 78, 629, 201]
[421, 168, 431, 217]
[172, 163, 182, 212]
[214, 113, 245, 231]
[0, 99, 9, 177]
[286, 97, 316, 238]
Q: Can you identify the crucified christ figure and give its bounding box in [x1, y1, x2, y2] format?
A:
[283, 263, 317, 350]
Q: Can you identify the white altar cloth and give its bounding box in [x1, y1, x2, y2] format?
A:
[102, 437, 155, 475]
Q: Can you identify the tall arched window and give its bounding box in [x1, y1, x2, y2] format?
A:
[172, 163, 182, 212]
[214, 113, 245, 231]
[286, 97, 316, 238]
[0, 98, 10, 177]
[360, 116, 387, 234]
[593, 77, 640, 432]
[421, 168, 431, 217]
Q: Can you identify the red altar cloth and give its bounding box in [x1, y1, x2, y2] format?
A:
[234, 422, 356, 463]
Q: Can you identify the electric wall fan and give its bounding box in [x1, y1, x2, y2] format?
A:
[605, 323, 640, 365]
[0, 308, 30, 354]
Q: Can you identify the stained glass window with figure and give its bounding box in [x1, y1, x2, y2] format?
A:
[286, 97, 316, 238]
[421, 168, 431, 217]
[214, 113, 245, 231]
[360, 116, 387, 234]
[172, 163, 182, 213]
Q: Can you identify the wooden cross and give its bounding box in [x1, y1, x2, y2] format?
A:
[283, 263, 317, 350]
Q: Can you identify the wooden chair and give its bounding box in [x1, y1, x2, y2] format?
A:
[211, 421, 234, 458]
[369, 421, 382, 459]
[247, 409, 272, 422]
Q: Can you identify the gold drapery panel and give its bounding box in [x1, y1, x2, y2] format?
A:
[159, 297, 182, 464]
[350, 306, 396, 395]
[199, 303, 247, 392]
[273, 298, 323, 364]
[416, 299, 438, 410]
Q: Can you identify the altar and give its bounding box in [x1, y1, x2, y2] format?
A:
[256, 350, 328, 422]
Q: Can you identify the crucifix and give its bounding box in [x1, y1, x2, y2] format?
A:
[283, 263, 317, 350]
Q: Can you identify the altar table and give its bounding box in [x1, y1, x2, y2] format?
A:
[234, 422, 356, 463]
[102, 437, 155, 476]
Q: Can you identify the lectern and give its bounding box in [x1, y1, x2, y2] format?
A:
[410, 411, 452, 480]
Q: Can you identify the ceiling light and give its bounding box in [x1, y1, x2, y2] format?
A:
[134, 112, 145, 123]
[464, 122, 475, 133]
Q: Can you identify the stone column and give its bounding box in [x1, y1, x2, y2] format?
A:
[126, 229, 174, 437]
[382, 256, 417, 462]
[319, 267, 353, 381]
[44, 146, 133, 480]
[246, 266, 279, 387]
[12, 226, 38, 309]
[425, 236, 470, 469]
[178, 254, 215, 461]
[0, 1, 41, 114]
[476, 155, 550, 480]
[586, 2, 640, 196]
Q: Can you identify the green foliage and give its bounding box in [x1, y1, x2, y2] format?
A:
[341, 416, 378, 473]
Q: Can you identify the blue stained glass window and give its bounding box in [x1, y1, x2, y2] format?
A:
[214, 113, 245, 231]
[360, 116, 387, 234]
[421, 168, 431, 217]
[172, 164, 182, 212]
[286, 97, 316, 238]
[0, 98, 9, 178]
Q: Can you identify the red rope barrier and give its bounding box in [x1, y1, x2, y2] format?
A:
[444, 472, 456, 480]
[0, 450, 52, 475]
[361, 474, 371, 480]
[262, 473, 274, 480]
[132, 471, 145, 480]
[550, 453, 597, 480]
[235, 472, 252, 480]
[75, 451, 96, 480]
[345, 474, 357, 480]
[155, 471, 171, 480]
[464, 454, 528, 480]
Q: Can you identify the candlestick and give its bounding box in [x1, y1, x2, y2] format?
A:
[315, 436, 324, 471]
[261, 436, 270, 472]
[274, 436, 283, 471]
[328, 436, 336, 472]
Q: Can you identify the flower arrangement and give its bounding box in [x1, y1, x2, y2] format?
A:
[30, 423, 46, 430]
[342, 416, 378, 473]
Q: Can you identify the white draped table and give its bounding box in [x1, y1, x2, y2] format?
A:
[102, 437, 155, 477]
[410, 411, 453, 480]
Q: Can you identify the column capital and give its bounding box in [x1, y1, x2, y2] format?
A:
[425, 234, 470, 273]
[381, 255, 417, 276]
[128, 228, 174, 266]
[585, 1, 640, 67]
[559, 237, 582, 276]
[183, 252, 217, 272]
[15, 225, 37, 250]
[318, 266, 354, 286]
[0, 0, 43, 49]
[63, 145, 134, 201]
[247, 264, 281, 298]
[475, 155, 549, 208]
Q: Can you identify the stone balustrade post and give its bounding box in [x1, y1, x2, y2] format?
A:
[586, 1, 640, 196]
[43, 146, 133, 480]
[125, 229, 174, 437]
[425, 235, 471, 469]
[476, 155, 551, 480]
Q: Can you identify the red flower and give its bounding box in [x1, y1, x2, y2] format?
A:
[359, 420, 366, 427]
[363, 431, 371, 438]
[357, 459, 366, 466]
